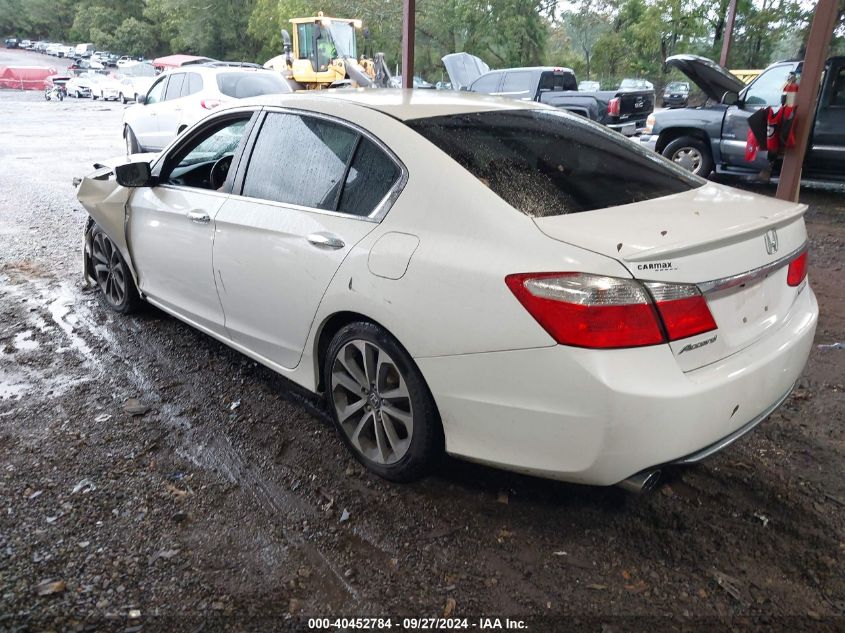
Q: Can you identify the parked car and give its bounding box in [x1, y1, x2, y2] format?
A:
[640, 54, 845, 181]
[45, 43, 62, 56]
[78, 90, 817, 489]
[92, 74, 123, 101]
[123, 66, 293, 153]
[117, 75, 155, 104]
[91, 51, 109, 64]
[578, 80, 600, 91]
[662, 81, 690, 107]
[4, 37, 19, 48]
[117, 56, 135, 68]
[75, 43, 94, 58]
[388, 75, 435, 89]
[620, 78, 654, 91]
[20, 39, 32, 49]
[443, 53, 654, 135]
[68, 58, 104, 72]
[66, 74, 94, 98]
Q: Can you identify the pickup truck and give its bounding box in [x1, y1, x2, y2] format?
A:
[442, 53, 654, 135]
[640, 54, 845, 182]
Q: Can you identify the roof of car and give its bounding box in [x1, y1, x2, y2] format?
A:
[241, 88, 548, 121]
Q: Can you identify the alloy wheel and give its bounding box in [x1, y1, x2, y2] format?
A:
[330, 340, 413, 465]
[671, 147, 703, 174]
[91, 232, 127, 307]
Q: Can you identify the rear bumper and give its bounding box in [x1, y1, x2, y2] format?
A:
[417, 286, 817, 486]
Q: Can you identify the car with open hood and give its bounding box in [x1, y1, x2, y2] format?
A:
[76, 90, 817, 491]
[443, 52, 654, 135]
[640, 54, 845, 182]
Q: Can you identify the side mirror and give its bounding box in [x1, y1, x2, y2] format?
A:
[720, 91, 739, 106]
[115, 161, 152, 187]
[136, 93, 146, 104]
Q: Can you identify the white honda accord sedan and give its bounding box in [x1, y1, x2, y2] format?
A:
[76, 90, 817, 490]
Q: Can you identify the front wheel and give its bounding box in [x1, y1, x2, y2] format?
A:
[90, 224, 142, 314]
[324, 322, 443, 482]
[124, 126, 141, 155]
[662, 135, 714, 177]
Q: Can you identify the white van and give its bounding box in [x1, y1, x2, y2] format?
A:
[75, 43, 94, 58]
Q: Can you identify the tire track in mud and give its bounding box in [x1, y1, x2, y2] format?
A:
[1, 267, 365, 610]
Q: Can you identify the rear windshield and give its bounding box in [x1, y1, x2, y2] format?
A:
[406, 109, 703, 217]
[216, 72, 291, 98]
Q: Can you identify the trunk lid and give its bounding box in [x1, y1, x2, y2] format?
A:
[614, 89, 654, 121]
[665, 54, 745, 102]
[533, 183, 809, 371]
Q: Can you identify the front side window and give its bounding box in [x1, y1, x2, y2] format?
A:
[745, 65, 795, 106]
[241, 112, 401, 217]
[164, 73, 185, 101]
[472, 73, 501, 93]
[407, 110, 703, 217]
[243, 113, 358, 209]
[162, 117, 251, 190]
[145, 77, 167, 104]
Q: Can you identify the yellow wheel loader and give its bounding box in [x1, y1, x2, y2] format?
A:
[264, 12, 391, 89]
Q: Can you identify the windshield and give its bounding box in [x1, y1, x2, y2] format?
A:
[326, 21, 356, 58]
[407, 109, 703, 217]
[666, 82, 688, 92]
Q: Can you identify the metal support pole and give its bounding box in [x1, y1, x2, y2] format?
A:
[402, 0, 416, 89]
[776, 0, 839, 201]
[719, 0, 738, 67]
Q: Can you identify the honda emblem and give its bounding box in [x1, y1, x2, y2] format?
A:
[764, 229, 779, 255]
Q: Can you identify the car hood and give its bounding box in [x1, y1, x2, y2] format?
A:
[665, 54, 745, 102]
[442, 52, 490, 90]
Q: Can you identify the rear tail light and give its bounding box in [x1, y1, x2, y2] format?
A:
[786, 251, 808, 286]
[644, 282, 717, 341]
[200, 99, 222, 110]
[607, 97, 621, 117]
[505, 273, 665, 349]
[506, 273, 718, 349]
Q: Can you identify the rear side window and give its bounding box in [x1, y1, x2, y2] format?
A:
[501, 72, 533, 94]
[407, 110, 703, 217]
[338, 139, 400, 216]
[243, 112, 358, 209]
[216, 72, 291, 98]
[183, 72, 203, 96]
[164, 73, 184, 100]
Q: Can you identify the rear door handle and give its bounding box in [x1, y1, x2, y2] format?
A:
[186, 211, 210, 224]
[307, 232, 345, 249]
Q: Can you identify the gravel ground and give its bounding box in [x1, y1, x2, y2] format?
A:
[0, 47, 844, 633]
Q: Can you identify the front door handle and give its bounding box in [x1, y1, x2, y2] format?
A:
[187, 211, 210, 224]
[307, 232, 345, 249]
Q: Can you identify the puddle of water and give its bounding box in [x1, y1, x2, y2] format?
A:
[47, 284, 92, 357]
[13, 330, 38, 351]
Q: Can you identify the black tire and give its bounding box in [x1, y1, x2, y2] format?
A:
[661, 135, 714, 177]
[119, 92, 126, 104]
[90, 224, 142, 314]
[124, 126, 141, 155]
[92, 93, 97, 100]
[324, 322, 443, 482]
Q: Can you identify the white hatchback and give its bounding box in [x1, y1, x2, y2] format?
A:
[122, 65, 293, 154]
[78, 91, 817, 490]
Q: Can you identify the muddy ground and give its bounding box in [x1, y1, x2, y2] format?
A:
[0, 47, 843, 632]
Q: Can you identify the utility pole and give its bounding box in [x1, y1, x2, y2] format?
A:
[719, 0, 738, 67]
[402, 0, 416, 89]
[776, 0, 839, 201]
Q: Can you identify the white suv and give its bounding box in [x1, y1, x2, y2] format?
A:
[122, 65, 293, 154]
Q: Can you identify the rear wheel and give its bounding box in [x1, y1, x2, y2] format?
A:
[90, 224, 141, 314]
[119, 92, 125, 104]
[324, 322, 443, 482]
[662, 136, 714, 177]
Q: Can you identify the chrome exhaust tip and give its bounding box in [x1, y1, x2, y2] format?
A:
[617, 469, 662, 494]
